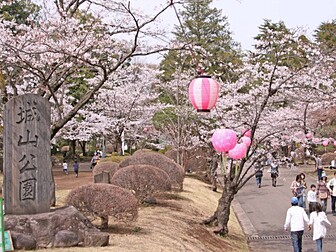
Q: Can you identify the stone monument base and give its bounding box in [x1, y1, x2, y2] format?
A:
[5, 206, 109, 250]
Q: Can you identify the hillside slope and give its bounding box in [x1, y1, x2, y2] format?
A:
[40, 176, 248, 252]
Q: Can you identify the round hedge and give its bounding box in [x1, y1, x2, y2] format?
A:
[119, 152, 184, 190]
[92, 161, 119, 177]
[111, 164, 172, 202]
[65, 184, 138, 228]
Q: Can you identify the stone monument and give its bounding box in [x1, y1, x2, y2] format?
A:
[4, 94, 52, 214]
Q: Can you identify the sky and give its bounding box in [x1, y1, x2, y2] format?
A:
[132, 0, 336, 62]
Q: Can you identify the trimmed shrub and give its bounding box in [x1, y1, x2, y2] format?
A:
[132, 149, 153, 156]
[111, 165, 172, 202]
[92, 161, 119, 178]
[119, 151, 184, 190]
[103, 155, 126, 163]
[65, 184, 138, 228]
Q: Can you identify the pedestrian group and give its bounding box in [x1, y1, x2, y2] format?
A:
[284, 156, 335, 252]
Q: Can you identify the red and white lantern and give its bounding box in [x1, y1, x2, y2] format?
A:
[189, 75, 220, 112]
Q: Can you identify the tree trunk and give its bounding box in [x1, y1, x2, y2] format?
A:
[115, 135, 122, 155]
[70, 140, 76, 155]
[210, 156, 219, 191]
[203, 179, 236, 236]
[79, 141, 87, 156]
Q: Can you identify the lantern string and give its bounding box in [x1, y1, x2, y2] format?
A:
[171, 2, 204, 75]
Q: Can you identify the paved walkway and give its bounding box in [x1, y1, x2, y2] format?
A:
[234, 165, 336, 252]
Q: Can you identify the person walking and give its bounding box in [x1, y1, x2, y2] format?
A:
[307, 184, 317, 213]
[284, 197, 309, 252]
[315, 155, 323, 182]
[255, 162, 264, 188]
[90, 154, 99, 169]
[308, 202, 331, 252]
[290, 174, 305, 208]
[300, 173, 307, 209]
[73, 160, 79, 178]
[316, 175, 329, 212]
[327, 171, 336, 215]
[270, 161, 279, 187]
[62, 160, 68, 175]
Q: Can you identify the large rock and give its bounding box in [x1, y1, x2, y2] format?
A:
[53, 230, 80, 248]
[94, 172, 110, 184]
[11, 232, 37, 250]
[84, 232, 109, 247]
[5, 206, 109, 249]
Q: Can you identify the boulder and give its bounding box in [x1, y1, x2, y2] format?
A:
[11, 232, 37, 250]
[5, 206, 109, 249]
[53, 230, 80, 248]
[94, 172, 110, 184]
[84, 232, 109, 247]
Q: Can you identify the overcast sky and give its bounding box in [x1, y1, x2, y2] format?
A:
[133, 0, 335, 48]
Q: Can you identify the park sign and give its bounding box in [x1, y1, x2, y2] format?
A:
[4, 94, 53, 214]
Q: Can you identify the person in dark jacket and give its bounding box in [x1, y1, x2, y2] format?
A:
[255, 161, 264, 188]
[73, 160, 79, 178]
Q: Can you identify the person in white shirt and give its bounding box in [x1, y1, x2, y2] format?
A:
[308, 202, 331, 252]
[326, 171, 336, 215]
[284, 197, 309, 252]
[62, 160, 68, 175]
[307, 184, 317, 213]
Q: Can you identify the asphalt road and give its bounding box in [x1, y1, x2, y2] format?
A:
[235, 165, 336, 252]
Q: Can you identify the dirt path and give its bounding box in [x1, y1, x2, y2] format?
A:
[54, 170, 93, 190]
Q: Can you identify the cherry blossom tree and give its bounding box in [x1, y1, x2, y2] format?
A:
[0, 0, 178, 139]
[58, 63, 163, 154]
[202, 22, 335, 236]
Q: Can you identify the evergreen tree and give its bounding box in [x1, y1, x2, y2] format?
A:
[315, 20, 336, 53]
[252, 20, 308, 71]
[0, 0, 40, 26]
[159, 0, 241, 82]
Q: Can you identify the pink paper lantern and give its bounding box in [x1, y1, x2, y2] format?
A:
[323, 140, 329, 147]
[211, 129, 237, 153]
[243, 129, 251, 138]
[333, 141, 336, 147]
[306, 133, 313, 139]
[241, 136, 251, 147]
[228, 143, 248, 160]
[189, 75, 220, 112]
